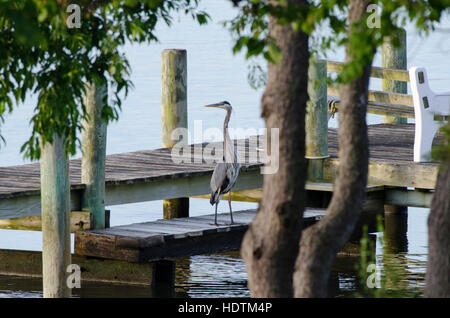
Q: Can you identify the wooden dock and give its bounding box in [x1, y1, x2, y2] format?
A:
[0, 123, 439, 220]
[74, 209, 326, 262]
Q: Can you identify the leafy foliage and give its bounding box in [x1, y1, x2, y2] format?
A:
[226, 0, 449, 87]
[432, 122, 450, 164]
[356, 222, 383, 298]
[0, 0, 209, 160]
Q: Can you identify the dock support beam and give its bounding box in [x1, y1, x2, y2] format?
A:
[382, 28, 407, 124]
[306, 59, 328, 181]
[161, 49, 189, 219]
[81, 82, 108, 229]
[40, 135, 71, 298]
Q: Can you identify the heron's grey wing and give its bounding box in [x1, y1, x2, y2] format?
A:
[210, 162, 228, 193]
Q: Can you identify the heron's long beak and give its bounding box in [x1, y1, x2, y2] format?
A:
[204, 102, 222, 108]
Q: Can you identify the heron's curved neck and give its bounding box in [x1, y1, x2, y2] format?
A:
[223, 109, 233, 162]
[223, 109, 231, 135]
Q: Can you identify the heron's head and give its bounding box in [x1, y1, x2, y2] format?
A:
[204, 101, 232, 112]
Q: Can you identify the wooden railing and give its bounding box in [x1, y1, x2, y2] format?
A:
[325, 60, 414, 118]
[326, 60, 410, 82]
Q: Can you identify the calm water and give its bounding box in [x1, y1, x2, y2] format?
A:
[0, 2, 448, 297]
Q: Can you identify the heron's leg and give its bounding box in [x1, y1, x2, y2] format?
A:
[214, 202, 218, 226]
[228, 192, 234, 224]
[213, 189, 222, 226]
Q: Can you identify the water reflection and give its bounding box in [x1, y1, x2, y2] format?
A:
[384, 211, 409, 254]
[380, 211, 425, 297]
[0, 250, 427, 298]
[174, 252, 249, 298]
[0, 208, 429, 298]
[329, 255, 361, 298]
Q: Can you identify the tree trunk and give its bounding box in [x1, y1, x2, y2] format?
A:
[425, 135, 450, 297]
[293, 0, 374, 297]
[240, 0, 309, 298]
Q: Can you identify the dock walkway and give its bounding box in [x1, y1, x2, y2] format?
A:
[75, 209, 326, 262]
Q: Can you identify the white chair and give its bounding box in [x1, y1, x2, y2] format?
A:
[409, 67, 450, 162]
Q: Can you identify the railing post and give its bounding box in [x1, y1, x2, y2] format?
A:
[81, 82, 107, 229]
[306, 59, 328, 181]
[382, 28, 407, 124]
[40, 134, 71, 298]
[161, 49, 189, 219]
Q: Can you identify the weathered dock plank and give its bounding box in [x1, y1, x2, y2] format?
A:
[0, 124, 441, 219]
[74, 209, 326, 262]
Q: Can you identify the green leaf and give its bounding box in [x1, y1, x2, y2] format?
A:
[267, 41, 282, 64]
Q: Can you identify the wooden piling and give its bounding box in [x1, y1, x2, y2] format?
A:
[382, 29, 408, 214]
[384, 212, 408, 254]
[161, 49, 189, 219]
[382, 28, 407, 124]
[81, 82, 107, 229]
[306, 59, 328, 180]
[40, 134, 71, 298]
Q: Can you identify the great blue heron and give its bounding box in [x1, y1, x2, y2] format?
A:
[205, 101, 241, 225]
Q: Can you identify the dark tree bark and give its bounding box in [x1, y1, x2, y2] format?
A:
[240, 0, 309, 297]
[425, 134, 450, 297]
[293, 0, 374, 297]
